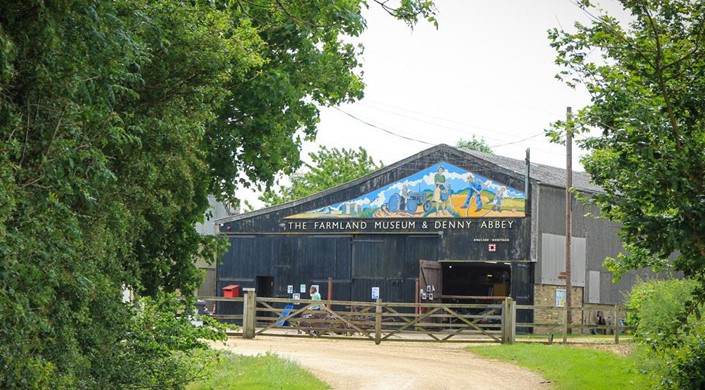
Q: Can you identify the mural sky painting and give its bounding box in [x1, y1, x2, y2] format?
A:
[288, 162, 525, 219]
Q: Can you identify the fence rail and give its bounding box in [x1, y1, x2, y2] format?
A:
[204, 293, 630, 345]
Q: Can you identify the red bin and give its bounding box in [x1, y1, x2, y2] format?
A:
[222, 285, 240, 298]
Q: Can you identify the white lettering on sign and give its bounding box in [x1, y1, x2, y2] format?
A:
[373, 221, 417, 230]
[433, 220, 473, 229]
[283, 219, 517, 232]
[479, 220, 514, 229]
[310, 221, 369, 230]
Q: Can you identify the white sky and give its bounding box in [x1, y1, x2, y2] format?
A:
[240, 0, 625, 208]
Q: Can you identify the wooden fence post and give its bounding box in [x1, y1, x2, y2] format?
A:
[502, 298, 515, 344]
[511, 299, 516, 343]
[562, 302, 568, 343]
[614, 304, 619, 344]
[374, 298, 382, 345]
[243, 288, 256, 339]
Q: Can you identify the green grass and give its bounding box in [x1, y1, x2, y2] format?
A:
[187, 350, 329, 390]
[467, 343, 656, 389]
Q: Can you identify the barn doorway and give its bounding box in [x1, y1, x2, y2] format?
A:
[440, 261, 511, 299]
[255, 276, 274, 318]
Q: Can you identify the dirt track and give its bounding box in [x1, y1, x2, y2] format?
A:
[214, 336, 551, 389]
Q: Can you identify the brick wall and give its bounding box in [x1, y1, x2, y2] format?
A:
[533, 284, 584, 334]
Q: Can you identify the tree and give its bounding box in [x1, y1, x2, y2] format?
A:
[456, 135, 494, 154]
[0, 0, 436, 388]
[260, 146, 384, 206]
[549, 0, 705, 280]
[549, 3, 705, 385]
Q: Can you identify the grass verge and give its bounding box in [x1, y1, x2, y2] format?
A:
[187, 350, 329, 390]
[467, 343, 655, 389]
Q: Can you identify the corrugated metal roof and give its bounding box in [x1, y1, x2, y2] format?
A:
[217, 144, 600, 223]
[456, 146, 601, 193]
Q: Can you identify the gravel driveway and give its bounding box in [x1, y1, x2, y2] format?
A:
[215, 336, 551, 389]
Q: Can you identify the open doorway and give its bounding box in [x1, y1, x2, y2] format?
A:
[441, 261, 511, 298]
[255, 276, 274, 318]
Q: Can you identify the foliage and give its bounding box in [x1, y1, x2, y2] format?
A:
[547, 0, 705, 283]
[549, 3, 705, 385]
[456, 135, 494, 154]
[187, 350, 329, 390]
[626, 278, 698, 345]
[468, 343, 655, 389]
[103, 293, 228, 389]
[0, 0, 436, 388]
[626, 278, 705, 389]
[260, 146, 383, 206]
[205, 0, 437, 204]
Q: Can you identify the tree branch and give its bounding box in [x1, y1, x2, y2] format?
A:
[640, 0, 682, 150]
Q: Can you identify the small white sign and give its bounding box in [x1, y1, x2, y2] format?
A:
[287, 285, 294, 294]
[556, 288, 566, 307]
[371, 287, 380, 300]
[300, 284, 306, 293]
[292, 293, 300, 301]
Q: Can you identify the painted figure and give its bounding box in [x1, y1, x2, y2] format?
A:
[491, 186, 506, 212]
[433, 166, 449, 215]
[400, 184, 409, 212]
[462, 173, 483, 212]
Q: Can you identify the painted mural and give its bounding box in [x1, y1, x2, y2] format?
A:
[287, 162, 526, 219]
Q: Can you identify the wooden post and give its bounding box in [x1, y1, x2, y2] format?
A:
[502, 297, 515, 344]
[614, 304, 620, 344]
[565, 106, 573, 331]
[374, 298, 382, 345]
[415, 278, 419, 315]
[511, 299, 517, 343]
[327, 277, 333, 301]
[562, 301, 569, 343]
[242, 288, 256, 339]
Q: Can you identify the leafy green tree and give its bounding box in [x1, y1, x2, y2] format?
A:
[550, 4, 705, 384]
[260, 146, 384, 206]
[0, 0, 436, 388]
[456, 135, 494, 154]
[548, 0, 705, 280]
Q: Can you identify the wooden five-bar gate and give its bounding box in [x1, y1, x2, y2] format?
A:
[208, 289, 629, 345]
[217, 289, 513, 344]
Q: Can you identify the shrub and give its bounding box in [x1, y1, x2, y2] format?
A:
[627, 278, 705, 389]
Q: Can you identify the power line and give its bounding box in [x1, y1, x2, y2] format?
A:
[490, 132, 544, 148]
[330, 105, 569, 158]
[331, 107, 435, 146]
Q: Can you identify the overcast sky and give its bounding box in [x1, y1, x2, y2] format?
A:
[306, 1, 630, 165]
[240, 1, 626, 207]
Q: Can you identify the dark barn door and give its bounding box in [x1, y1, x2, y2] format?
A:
[512, 261, 534, 328]
[418, 259, 442, 304]
[351, 237, 406, 302]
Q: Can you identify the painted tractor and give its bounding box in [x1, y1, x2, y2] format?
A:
[386, 189, 436, 214]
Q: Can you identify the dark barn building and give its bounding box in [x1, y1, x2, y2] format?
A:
[215, 144, 642, 323]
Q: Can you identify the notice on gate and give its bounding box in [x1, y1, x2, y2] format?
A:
[371, 286, 380, 300]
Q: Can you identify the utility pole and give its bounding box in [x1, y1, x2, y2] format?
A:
[565, 107, 573, 329]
